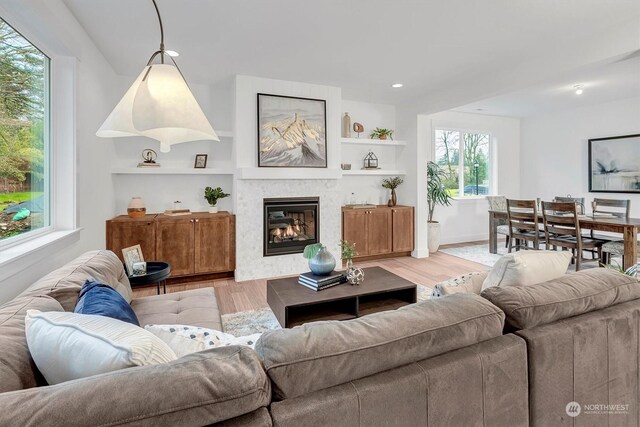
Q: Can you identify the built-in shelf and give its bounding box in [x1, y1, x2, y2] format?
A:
[111, 167, 235, 175]
[342, 169, 406, 176]
[341, 137, 406, 146]
[216, 130, 233, 138]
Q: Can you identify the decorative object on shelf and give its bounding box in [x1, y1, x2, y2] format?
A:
[131, 262, 147, 276]
[382, 176, 404, 207]
[204, 186, 230, 213]
[340, 163, 352, 170]
[303, 243, 336, 276]
[353, 122, 364, 138]
[173, 200, 183, 210]
[342, 112, 351, 138]
[346, 266, 365, 285]
[122, 244, 145, 276]
[126, 197, 146, 218]
[427, 161, 453, 253]
[363, 151, 379, 169]
[257, 93, 327, 168]
[194, 154, 208, 168]
[370, 128, 394, 140]
[589, 134, 640, 193]
[137, 149, 159, 167]
[340, 240, 358, 273]
[96, 0, 218, 153]
[163, 209, 191, 216]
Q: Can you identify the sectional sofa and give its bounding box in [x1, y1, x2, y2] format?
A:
[0, 250, 638, 426]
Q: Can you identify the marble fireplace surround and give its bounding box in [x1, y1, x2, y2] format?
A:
[234, 179, 342, 281]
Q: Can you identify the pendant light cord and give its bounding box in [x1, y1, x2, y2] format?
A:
[151, 0, 165, 63]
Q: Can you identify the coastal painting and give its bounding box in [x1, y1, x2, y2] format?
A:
[589, 134, 640, 193]
[257, 94, 327, 168]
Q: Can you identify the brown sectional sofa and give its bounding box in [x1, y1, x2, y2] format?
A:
[0, 250, 638, 426]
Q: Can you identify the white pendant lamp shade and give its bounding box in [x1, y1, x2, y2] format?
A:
[97, 64, 219, 152]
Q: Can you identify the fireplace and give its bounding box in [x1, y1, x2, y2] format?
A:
[264, 197, 319, 256]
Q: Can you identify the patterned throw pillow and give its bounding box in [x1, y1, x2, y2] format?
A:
[144, 324, 261, 358]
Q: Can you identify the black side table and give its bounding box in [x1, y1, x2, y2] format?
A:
[128, 262, 171, 295]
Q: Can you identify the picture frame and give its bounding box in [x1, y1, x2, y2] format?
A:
[122, 244, 145, 276]
[194, 154, 208, 168]
[589, 134, 640, 193]
[257, 93, 327, 168]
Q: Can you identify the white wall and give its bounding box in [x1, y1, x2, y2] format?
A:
[520, 96, 640, 216]
[422, 111, 521, 244]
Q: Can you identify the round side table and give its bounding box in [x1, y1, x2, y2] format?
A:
[128, 261, 171, 295]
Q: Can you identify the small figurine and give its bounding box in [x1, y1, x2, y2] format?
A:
[353, 122, 364, 138]
[138, 149, 160, 167]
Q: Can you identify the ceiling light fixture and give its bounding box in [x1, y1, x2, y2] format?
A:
[164, 50, 179, 57]
[96, 0, 218, 152]
[574, 84, 584, 95]
[391, 83, 403, 88]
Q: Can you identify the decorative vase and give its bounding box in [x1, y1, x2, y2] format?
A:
[428, 221, 441, 253]
[127, 197, 146, 218]
[345, 258, 354, 272]
[387, 199, 393, 207]
[342, 113, 351, 138]
[308, 246, 336, 276]
[391, 189, 397, 206]
[208, 206, 218, 213]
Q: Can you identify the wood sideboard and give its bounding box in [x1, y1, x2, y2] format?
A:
[106, 212, 235, 280]
[342, 205, 414, 260]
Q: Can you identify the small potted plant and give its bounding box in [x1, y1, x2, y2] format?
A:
[382, 176, 404, 206]
[340, 240, 358, 271]
[370, 128, 394, 140]
[204, 186, 230, 213]
[427, 161, 453, 252]
[303, 243, 336, 276]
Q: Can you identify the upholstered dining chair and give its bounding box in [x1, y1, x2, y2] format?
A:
[486, 196, 509, 248]
[507, 199, 545, 252]
[592, 199, 638, 265]
[541, 201, 604, 271]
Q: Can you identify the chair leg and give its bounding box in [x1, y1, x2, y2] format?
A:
[575, 253, 581, 271]
[505, 236, 509, 249]
[508, 236, 513, 253]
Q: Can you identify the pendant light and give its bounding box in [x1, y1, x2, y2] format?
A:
[96, 0, 218, 152]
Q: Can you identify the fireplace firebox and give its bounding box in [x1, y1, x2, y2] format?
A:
[264, 197, 319, 257]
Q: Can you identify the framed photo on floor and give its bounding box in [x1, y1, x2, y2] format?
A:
[257, 93, 327, 168]
[122, 244, 145, 276]
[589, 134, 640, 193]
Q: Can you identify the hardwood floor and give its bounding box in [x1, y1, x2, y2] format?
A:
[131, 247, 488, 315]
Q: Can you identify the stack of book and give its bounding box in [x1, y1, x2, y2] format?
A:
[164, 209, 191, 216]
[298, 271, 347, 291]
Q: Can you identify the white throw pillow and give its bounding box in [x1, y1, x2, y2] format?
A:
[481, 251, 572, 291]
[25, 310, 177, 385]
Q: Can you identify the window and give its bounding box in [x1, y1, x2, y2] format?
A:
[0, 18, 50, 242]
[434, 129, 491, 197]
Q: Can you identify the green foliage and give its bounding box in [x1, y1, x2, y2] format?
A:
[601, 260, 638, 277]
[427, 161, 453, 222]
[381, 176, 403, 190]
[369, 128, 394, 140]
[340, 240, 357, 260]
[303, 243, 324, 260]
[203, 186, 230, 206]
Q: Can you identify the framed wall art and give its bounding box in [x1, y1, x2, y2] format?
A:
[257, 93, 327, 168]
[589, 134, 640, 193]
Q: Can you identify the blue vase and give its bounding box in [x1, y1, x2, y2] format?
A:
[308, 246, 336, 276]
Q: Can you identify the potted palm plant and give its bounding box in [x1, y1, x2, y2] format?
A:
[369, 128, 394, 140]
[204, 186, 230, 213]
[427, 161, 453, 252]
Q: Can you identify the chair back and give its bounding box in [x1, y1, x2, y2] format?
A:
[541, 201, 581, 243]
[486, 196, 507, 212]
[507, 199, 539, 238]
[593, 198, 630, 218]
[553, 196, 585, 215]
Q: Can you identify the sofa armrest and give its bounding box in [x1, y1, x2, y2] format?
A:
[0, 346, 271, 426]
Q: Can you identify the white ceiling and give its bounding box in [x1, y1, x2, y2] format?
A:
[63, 0, 640, 112]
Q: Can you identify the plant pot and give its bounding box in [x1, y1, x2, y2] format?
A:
[308, 246, 336, 276]
[208, 206, 218, 213]
[379, 135, 388, 140]
[427, 221, 441, 253]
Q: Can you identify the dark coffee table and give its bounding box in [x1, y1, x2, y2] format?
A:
[267, 266, 417, 328]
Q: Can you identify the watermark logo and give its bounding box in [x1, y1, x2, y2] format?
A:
[566, 402, 581, 417]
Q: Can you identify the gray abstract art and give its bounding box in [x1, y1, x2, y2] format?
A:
[589, 134, 640, 193]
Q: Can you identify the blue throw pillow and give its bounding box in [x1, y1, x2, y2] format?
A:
[74, 280, 140, 326]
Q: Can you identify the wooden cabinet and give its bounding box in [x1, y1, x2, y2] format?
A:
[106, 212, 235, 278]
[342, 206, 413, 260]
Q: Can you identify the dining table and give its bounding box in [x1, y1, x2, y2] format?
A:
[488, 210, 640, 270]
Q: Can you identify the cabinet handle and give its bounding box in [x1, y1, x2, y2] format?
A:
[190, 219, 194, 223]
[195, 219, 199, 223]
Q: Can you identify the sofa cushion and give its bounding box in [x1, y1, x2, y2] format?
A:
[131, 288, 222, 330]
[481, 250, 572, 291]
[0, 295, 63, 393]
[25, 310, 176, 385]
[481, 268, 640, 330]
[20, 250, 132, 310]
[255, 293, 505, 400]
[74, 280, 140, 326]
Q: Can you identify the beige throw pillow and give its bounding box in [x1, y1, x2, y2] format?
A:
[481, 251, 572, 291]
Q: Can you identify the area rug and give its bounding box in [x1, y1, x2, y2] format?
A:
[221, 284, 433, 336]
[440, 244, 507, 267]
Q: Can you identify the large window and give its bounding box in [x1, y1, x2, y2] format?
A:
[434, 129, 491, 197]
[0, 18, 49, 242]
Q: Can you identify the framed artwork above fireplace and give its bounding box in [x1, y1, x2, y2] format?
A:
[257, 93, 327, 168]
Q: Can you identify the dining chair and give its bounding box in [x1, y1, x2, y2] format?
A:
[553, 196, 585, 215]
[486, 196, 510, 248]
[592, 199, 637, 265]
[541, 201, 604, 271]
[507, 199, 545, 252]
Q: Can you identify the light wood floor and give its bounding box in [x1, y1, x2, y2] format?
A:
[131, 244, 489, 315]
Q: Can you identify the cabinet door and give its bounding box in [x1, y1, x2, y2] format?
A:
[392, 207, 414, 252]
[342, 210, 368, 256]
[156, 218, 195, 276]
[194, 216, 235, 273]
[367, 209, 392, 255]
[106, 217, 156, 262]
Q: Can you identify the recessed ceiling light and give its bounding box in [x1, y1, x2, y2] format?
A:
[475, 108, 485, 112]
[391, 83, 403, 88]
[165, 50, 179, 57]
[573, 84, 584, 95]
